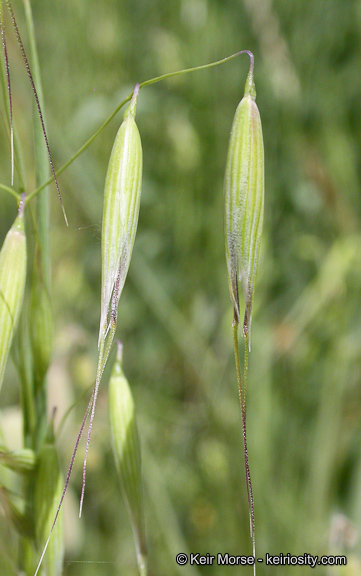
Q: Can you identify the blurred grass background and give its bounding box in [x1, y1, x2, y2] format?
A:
[1, 0, 361, 574]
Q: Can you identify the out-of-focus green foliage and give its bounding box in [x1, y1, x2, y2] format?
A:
[1, 0, 361, 574]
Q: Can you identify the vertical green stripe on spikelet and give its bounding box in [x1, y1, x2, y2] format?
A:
[108, 344, 147, 576]
[100, 88, 142, 343]
[29, 262, 53, 389]
[34, 441, 64, 576]
[224, 70, 264, 340]
[0, 203, 27, 391]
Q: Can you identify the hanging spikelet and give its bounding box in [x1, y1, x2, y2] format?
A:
[224, 55, 264, 575]
[224, 65, 264, 345]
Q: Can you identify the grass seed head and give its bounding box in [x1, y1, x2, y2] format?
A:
[108, 342, 147, 576]
[34, 440, 64, 576]
[224, 68, 264, 342]
[100, 85, 142, 345]
[0, 198, 27, 391]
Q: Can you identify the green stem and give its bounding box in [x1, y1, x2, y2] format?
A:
[232, 320, 255, 574]
[0, 182, 20, 201]
[139, 49, 253, 90]
[23, 0, 51, 291]
[26, 49, 254, 204]
[0, 25, 26, 194]
[25, 92, 133, 204]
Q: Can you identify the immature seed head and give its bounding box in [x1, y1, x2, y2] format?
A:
[224, 68, 264, 342]
[0, 196, 27, 391]
[34, 440, 64, 576]
[100, 85, 142, 345]
[108, 342, 147, 576]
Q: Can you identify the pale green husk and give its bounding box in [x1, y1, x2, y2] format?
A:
[0, 206, 27, 391]
[99, 88, 142, 346]
[224, 70, 264, 342]
[108, 345, 147, 576]
[79, 87, 143, 517]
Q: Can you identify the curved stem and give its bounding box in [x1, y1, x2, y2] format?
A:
[0, 182, 20, 201]
[139, 49, 254, 90]
[26, 50, 254, 205]
[25, 93, 134, 205]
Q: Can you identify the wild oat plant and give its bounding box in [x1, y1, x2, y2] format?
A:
[0, 5, 264, 573]
[4, 2, 357, 576]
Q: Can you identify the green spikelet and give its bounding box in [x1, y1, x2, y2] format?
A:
[224, 58, 264, 576]
[99, 84, 142, 347]
[224, 68, 264, 343]
[108, 343, 147, 576]
[0, 197, 27, 391]
[80, 85, 143, 516]
[34, 437, 64, 576]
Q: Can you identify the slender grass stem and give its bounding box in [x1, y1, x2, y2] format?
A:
[232, 320, 255, 575]
[0, 181, 20, 201]
[6, 0, 68, 224]
[25, 94, 133, 204]
[0, 52, 26, 193]
[0, 1, 13, 185]
[23, 0, 51, 290]
[139, 50, 253, 90]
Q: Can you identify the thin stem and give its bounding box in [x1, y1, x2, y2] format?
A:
[23, 0, 51, 290]
[232, 320, 256, 573]
[139, 50, 254, 90]
[5, 0, 68, 225]
[26, 49, 254, 204]
[25, 93, 133, 205]
[0, 66, 26, 191]
[0, 1, 14, 185]
[0, 181, 20, 201]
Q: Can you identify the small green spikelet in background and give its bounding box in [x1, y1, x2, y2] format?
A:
[108, 343, 147, 576]
[224, 65, 264, 343]
[0, 447, 36, 474]
[34, 435, 64, 576]
[0, 196, 27, 392]
[0, 486, 34, 540]
[29, 260, 53, 389]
